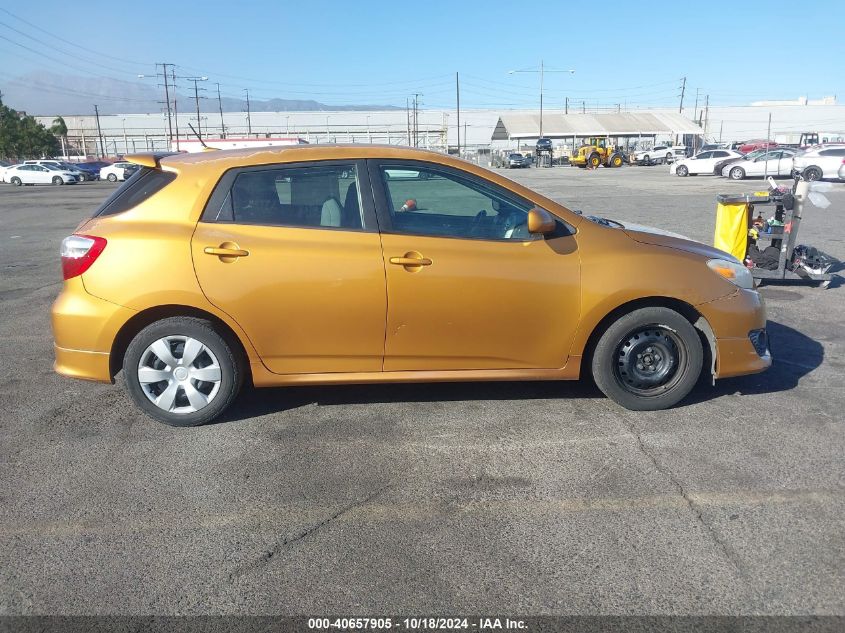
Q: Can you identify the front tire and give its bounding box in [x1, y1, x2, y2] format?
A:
[730, 167, 745, 180]
[591, 307, 703, 411]
[123, 317, 244, 426]
[803, 166, 822, 181]
[676, 165, 689, 177]
[107, 173, 118, 182]
[52, 176, 63, 185]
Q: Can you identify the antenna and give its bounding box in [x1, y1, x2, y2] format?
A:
[187, 123, 208, 148]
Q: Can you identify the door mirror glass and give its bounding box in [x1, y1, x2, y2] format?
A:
[527, 208, 556, 235]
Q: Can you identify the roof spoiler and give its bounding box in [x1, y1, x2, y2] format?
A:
[124, 152, 180, 168]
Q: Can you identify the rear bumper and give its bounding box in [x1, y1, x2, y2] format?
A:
[54, 345, 112, 382]
[51, 277, 135, 383]
[697, 288, 772, 378]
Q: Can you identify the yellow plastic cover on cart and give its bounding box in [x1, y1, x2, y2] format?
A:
[714, 200, 749, 261]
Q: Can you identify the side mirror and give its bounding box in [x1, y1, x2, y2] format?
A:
[527, 208, 556, 235]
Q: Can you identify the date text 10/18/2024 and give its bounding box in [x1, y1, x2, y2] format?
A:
[307, 617, 528, 630]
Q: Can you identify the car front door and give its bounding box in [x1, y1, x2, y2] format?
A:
[32, 165, 51, 183]
[689, 151, 712, 174]
[191, 160, 387, 375]
[370, 160, 580, 372]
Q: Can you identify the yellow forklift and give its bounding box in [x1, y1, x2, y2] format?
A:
[570, 137, 626, 168]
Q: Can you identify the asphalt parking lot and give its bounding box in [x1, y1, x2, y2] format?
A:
[0, 167, 843, 616]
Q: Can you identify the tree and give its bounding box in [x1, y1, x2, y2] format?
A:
[51, 115, 68, 157]
[0, 97, 59, 160]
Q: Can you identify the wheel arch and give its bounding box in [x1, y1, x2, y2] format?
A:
[578, 296, 715, 382]
[109, 304, 254, 385]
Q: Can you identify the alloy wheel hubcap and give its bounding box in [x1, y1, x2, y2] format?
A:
[137, 336, 222, 414]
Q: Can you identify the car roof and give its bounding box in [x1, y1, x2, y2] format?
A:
[152, 144, 470, 170]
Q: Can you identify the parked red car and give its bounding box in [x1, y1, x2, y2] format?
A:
[738, 140, 778, 154]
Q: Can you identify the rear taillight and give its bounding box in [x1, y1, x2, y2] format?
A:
[60, 234, 107, 280]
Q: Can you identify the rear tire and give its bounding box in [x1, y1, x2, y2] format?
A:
[803, 166, 822, 181]
[10, 177, 21, 186]
[123, 317, 244, 426]
[591, 307, 703, 411]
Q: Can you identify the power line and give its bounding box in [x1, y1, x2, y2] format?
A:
[0, 7, 152, 68]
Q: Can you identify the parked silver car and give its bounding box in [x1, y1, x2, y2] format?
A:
[507, 152, 528, 168]
[792, 145, 845, 181]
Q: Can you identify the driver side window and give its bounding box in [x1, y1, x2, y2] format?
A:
[378, 164, 535, 241]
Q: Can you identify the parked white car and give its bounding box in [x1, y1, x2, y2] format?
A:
[0, 162, 18, 183]
[22, 160, 90, 182]
[99, 162, 138, 182]
[792, 145, 845, 181]
[635, 145, 686, 165]
[721, 148, 797, 180]
[6, 164, 81, 185]
[671, 149, 743, 176]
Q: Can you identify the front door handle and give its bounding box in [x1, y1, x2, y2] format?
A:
[389, 251, 432, 270]
[204, 242, 249, 262]
[390, 256, 432, 266]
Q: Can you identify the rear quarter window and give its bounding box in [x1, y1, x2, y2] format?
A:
[93, 167, 177, 217]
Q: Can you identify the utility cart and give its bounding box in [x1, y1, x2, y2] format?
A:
[714, 178, 835, 288]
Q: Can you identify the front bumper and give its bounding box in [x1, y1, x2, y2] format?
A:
[697, 288, 772, 378]
[51, 277, 136, 382]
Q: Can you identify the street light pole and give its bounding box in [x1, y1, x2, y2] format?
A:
[508, 62, 574, 141]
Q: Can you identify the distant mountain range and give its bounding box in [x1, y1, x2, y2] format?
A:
[2, 71, 401, 115]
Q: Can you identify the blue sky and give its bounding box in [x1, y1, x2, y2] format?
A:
[1, 0, 843, 109]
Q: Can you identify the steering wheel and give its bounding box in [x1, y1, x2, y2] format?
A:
[500, 211, 528, 239]
[470, 209, 489, 236]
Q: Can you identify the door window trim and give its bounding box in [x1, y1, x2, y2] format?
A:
[199, 158, 379, 233]
[366, 159, 572, 242]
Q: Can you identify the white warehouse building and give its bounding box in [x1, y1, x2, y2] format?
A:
[35, 102, 845, 158]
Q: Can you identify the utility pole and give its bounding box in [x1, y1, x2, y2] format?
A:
[93, 104, 105, 158]
[678, 76, 687, 113]
[406, 98, 411, 146]
[704, 94, 710, 138]
[243, 89, 252, 136]
[185, 77, 208, 139]
[693, 88, 700, 122]
[216, 83, 225, 138]
[565, 96, 569, 114]
[411, 93, 422, 147]
[455, 72, 460, 157]
[171, 67, 180, 151]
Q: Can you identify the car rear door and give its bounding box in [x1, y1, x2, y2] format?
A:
[369, 159, 580, 372]
[191, 159, 387, 375]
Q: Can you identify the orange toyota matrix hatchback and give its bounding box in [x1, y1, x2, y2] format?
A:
[52, 146, 770, 426]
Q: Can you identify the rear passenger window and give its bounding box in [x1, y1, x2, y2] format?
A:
[93, 167, 176, 217]
[216, 164, 363, 230]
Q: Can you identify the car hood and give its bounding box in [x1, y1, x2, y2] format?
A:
[585, 215, 735, 262]
[624, 225, 737, 262]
